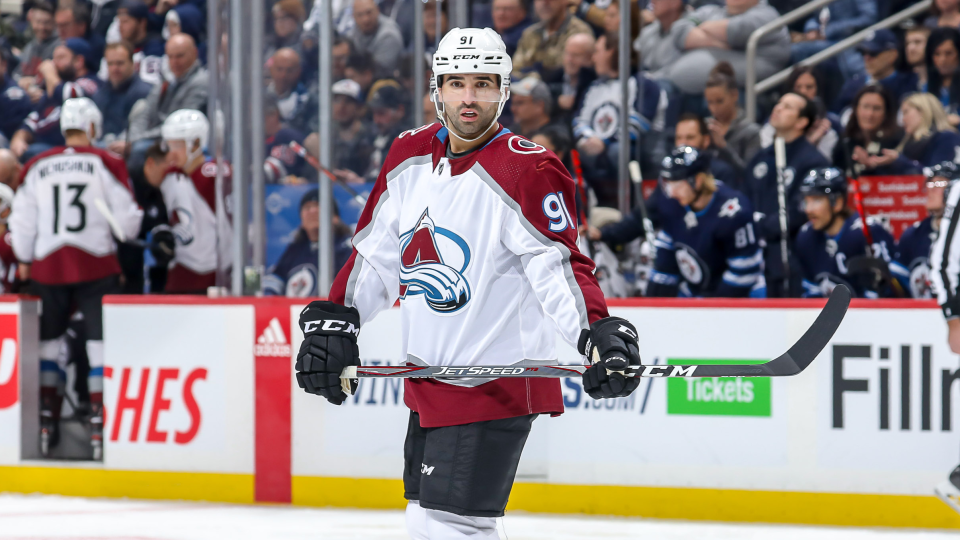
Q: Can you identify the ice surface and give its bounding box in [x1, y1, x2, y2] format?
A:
[0, 493, 955, 539]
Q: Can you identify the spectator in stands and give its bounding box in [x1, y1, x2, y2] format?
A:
[833, 84, 902, 176]
[344, 51, 377, 102]
[263, 190, 353, 297]
[746, 92, 830, 297]
[530, 125, 586, 219]
[674, 113, 739, 186]
[762, 67, 839, 161]
[493, 0, 533, 57]
[329, 79, 373, 179]
[666, 0, 790, 94]
[332, 37, 354, 81]
[0, 150, 21, 188]
[512, 0, 592, 76]
[164, 4, 206, 66]
[790, 0, 876, 79]
[263, 95, 309, 185]
[835, 30, 917, 115]
[925, 27, 960, 118]
[111, 0, 165, 86]
[634, 0, 688, 79]
[266, 0, 307, 61]
[93, 42, 153, 154]
[704, 62, 761, 180]
[0, 47, 31, 149]
[9, 39, 102, 161]
[904, 24, 931, 90]
[573, 33, 643, 207]
[422, 0, 449, 56]
[925, 0, 960, 29]
[509, 76, 555, 138]
[868, 92, 960, 173]
[128, 34, 208, 149]
[55, 2, 106, 72]
[350, 0, 404, 78]
[542, 32, 596, 120]
[13, 1, 57, 83]
[365, 85, 410, 181]
[268, 48, 313, 134]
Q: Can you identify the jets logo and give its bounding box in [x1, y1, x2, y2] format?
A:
[591, 103, 620, 140]
[675, 243, 709, 285]
[753, 162, 768, 179]
[718, 198, 741, 218]
[909, 261, 932, 299]
[399, 209, 472, 314]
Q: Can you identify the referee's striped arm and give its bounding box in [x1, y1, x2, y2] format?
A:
[931, 184, 960, 319]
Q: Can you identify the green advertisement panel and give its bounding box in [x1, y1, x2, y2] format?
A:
[666, 359, 771, 417]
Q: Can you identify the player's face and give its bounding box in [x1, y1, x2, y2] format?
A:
[438, 74, 502, 138]
[165, 140, 189, 169]
[663, 179, 696, 206]
[674, 120, 706, 149]
[804, 195, 836, 230]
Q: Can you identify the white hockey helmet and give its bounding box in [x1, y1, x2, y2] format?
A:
[0, 183, 14, 224]
[431, 28, 512, 142]
[60, 97, 103, 141]
[161, 109, 209, 163]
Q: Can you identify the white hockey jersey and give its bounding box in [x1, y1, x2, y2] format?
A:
[159, 160, 233, 293]
[11, 146, 141, 284]
[330, 125, 608, 427]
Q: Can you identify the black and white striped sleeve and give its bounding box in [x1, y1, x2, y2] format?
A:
[931, 184, 960, 319]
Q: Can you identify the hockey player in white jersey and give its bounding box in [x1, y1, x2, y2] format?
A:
[156, 109, 232, 293]
[295, 28, 642, 539]
[10, 97, 142, 459]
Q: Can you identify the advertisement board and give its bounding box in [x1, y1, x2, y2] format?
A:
[0, 300, 25, 465]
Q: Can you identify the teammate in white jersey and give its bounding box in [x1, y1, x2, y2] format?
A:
[295, 28, 642, 539]
[10, 97, 142, 459]
[156, 109, 232, 293]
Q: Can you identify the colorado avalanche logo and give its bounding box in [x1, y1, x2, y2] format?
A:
[399, 209, 471, 313]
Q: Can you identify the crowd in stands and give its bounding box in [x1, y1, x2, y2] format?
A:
[0, 0, 957, 299]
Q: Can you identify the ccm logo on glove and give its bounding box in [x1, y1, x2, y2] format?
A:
[303, 319, 360, 336]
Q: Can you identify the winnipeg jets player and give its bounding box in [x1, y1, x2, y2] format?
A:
[10, 97, 141, 459]
[294, 28, 642, 539]
[794, 168, 896, 298]
[646, 146, 764, 298]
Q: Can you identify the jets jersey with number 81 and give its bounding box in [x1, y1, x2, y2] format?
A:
[11, 146, 141, 284]
[330, 124, 608, 428]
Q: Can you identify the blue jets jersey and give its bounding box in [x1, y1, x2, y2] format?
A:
[892, 216, 936, 298]
[648, 183, 765, 298]
[263, 231, 352, 297]
[795, 213, 896, 298]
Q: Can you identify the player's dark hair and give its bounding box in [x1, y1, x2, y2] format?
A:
[844, 84, 898, 141]
[926, 27, 960, 109]
[144, 142, 167, 163]
[705, 61, 737, 93]
[677, 113, 708, 137]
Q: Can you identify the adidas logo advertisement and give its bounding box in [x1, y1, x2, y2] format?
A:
[255, 317, 292, 357]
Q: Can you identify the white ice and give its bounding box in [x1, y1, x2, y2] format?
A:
[0, 493, 955, 540]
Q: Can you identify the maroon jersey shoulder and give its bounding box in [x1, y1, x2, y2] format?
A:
[189, 160, 227, 211]
[475, 132, 575, 199]
[19, 146, 69, 181]
[382, 123, 443, 175]
[74, 146, 132, 189]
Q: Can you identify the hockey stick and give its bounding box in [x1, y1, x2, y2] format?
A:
[288, 141, 368, 205]
[628, 160, 656, 248]
[774, 137, 791, 295]
[340, 284, 851, 380]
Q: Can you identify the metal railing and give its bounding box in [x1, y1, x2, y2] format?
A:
[744, 0, 837, 124]
[746, 0, 932, 124]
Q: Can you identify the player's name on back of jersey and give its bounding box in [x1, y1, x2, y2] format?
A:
[37, 160, 96, 178]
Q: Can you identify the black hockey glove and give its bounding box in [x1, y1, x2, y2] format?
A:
[148, 225, 176, 267]
[295, 301, 361, 405]
[579, 317, 642, 400]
